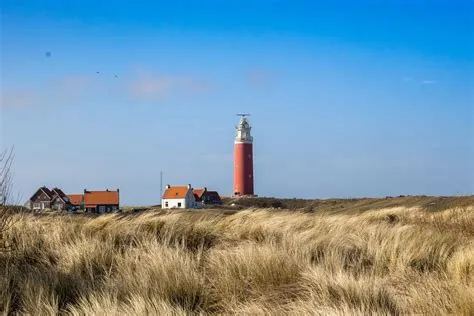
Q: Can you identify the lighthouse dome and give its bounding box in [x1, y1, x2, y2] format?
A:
[235, 117, 253, 143]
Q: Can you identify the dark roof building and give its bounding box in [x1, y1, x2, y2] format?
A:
[193, 187, 222, 205]
[29, 186, 71, 211]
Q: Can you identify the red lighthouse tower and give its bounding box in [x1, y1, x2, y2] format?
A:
[233, 114, 255, 197]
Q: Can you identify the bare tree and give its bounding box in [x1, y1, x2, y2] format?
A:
[0, 147, 15, 251]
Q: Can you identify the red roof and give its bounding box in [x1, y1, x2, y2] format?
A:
[193, 188, 205, 201]
[84, 190, 119, 206]
[68, 194, 83, 205]
[163, 186, 190, 199]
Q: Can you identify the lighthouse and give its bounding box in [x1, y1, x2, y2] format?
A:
[233, 114, 255, 197]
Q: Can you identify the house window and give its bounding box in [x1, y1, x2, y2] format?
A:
[165, 202, 168, 207]
[178, 202, 182, 207]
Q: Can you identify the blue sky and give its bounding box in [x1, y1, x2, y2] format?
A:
[1, 0, 473, 204]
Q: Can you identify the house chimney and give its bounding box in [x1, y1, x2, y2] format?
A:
[84, 189, 87, 194]
[106, 189, 109, 192]
[117, 188, 119, 193]
[187, 184, 191, 189]
[166, 184, 170, 189]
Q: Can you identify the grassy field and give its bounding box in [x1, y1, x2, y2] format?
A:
[1, 197, 473, 315]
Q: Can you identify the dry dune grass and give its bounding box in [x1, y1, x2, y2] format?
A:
[0, 205, 473, 315]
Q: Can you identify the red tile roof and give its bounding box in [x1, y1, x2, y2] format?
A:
[193, 189, 205, 201]
[68, 194, 83, 206]
[84, 190, 119, 206]
[163, 186, 190, 199]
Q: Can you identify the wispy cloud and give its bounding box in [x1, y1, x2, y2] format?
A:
[2, 70, 215, 108]
[129, 73, 215, 100]
[57, 75, 95, 94]
[245, 68, 273, 88]
[402, 76, 438, 85]
[1, 74, 97, 109]
[0, 91, 37, 108]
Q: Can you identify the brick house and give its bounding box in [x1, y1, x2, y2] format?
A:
[50, 187, 70, 211]
[28, 186, 71, 211]
[29, 186, 53, 211]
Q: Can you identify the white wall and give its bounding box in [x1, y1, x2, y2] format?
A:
[162, 189, 201, 209]
[162, 198, 187, 209]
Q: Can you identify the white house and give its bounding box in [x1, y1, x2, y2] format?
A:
[161, 184, 201, 209]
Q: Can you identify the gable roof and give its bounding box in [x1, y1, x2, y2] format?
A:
[193, 188, 206, 201]
[29, 186, 53, 201]
[51, 188, 69, 203]
[84, 190, 119, 206]
[204, 191, 221, 200]
[68, 194, 83, 205]
[41, 187, 53, 197]
[163, 186, 191, 199]
[192, 188, 221, 202]
[51, 188, 66, 198]
[51, 195, 68, 204]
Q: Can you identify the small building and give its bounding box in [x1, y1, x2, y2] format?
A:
[27, 186, 72, 211]
[68, 194, 84, 211]
[28, 186, 53, 211]
[50, 187, 71, 211]
[162, 184, 200, 209]
[193, 187, 222, 206]
[83, 189, 120, 213]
